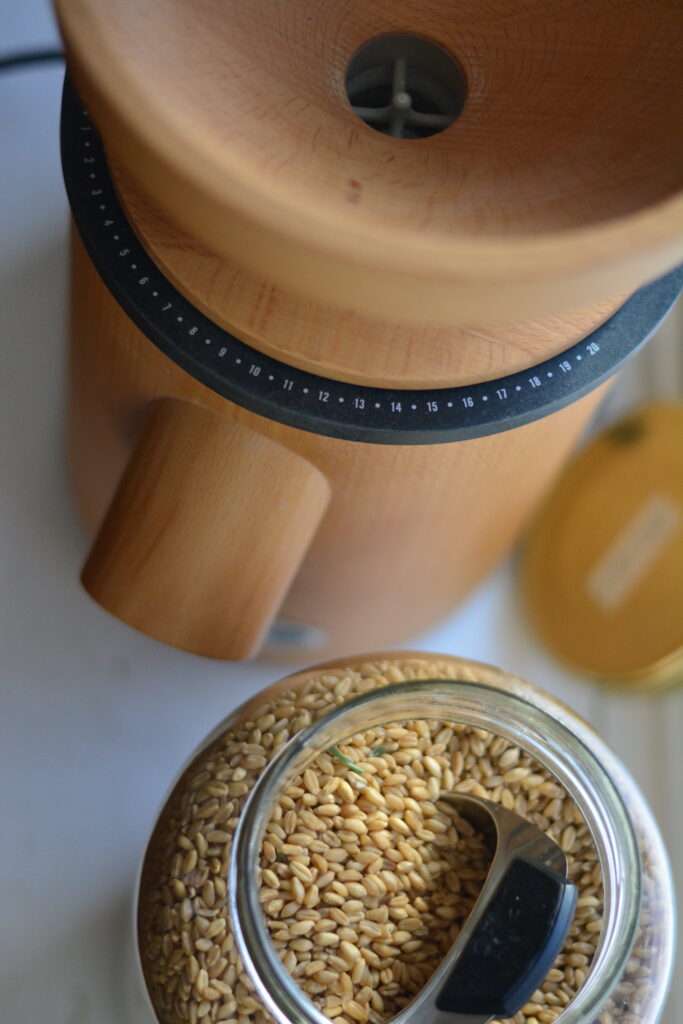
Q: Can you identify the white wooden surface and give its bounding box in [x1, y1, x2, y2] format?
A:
[0, 4, 680, 1021]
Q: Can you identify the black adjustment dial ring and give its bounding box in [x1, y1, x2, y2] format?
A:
[60, 75, 683, 446]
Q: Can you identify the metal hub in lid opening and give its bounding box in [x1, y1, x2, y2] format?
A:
[345, 35, 467, 139]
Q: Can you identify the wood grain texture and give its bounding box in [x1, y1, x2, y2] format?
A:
[81, 398, 331, 659]
[69, 232, 609, 659]
[55, 0, 683, 323]
[113, 159, 624, 389]
[55, 0, 675, 659]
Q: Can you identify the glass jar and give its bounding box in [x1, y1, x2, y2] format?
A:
[132, 653, 675, 1024]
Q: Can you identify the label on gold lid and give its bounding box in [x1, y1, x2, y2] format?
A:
[586, 494, 681, 613]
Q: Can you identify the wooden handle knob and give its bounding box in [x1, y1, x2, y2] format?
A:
[81, 398, 330, 659]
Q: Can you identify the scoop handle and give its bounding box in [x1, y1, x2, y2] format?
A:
[434, 857, 577, 1021]
[81, 397, 330, 658]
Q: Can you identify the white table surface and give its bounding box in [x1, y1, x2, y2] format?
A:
[1, 4, 681, 1021]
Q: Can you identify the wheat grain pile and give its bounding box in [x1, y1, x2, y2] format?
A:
[139, 658, 603, 1024]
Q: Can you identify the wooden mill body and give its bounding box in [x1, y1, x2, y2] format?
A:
[69, 228, 612, 660]
[57, 0, 683, 660]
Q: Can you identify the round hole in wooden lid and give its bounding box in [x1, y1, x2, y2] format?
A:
[55, 0, 683, 323]
[521, 402, 683, 690]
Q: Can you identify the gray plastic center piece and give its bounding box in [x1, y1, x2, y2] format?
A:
[345, 35, 467, 139]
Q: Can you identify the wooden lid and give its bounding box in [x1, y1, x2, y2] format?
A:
[521, 403, 683, 690]
[55, 0, 683, 324]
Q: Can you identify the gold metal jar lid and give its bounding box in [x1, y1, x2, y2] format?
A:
[521, 402, 683, 690]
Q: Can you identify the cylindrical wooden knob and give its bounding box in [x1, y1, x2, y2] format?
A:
[81, 399, 330, 659]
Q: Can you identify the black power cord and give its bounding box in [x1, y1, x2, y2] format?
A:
[0, 48, 64, 73]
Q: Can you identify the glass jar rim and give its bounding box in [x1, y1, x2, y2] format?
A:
[229, 677, 643, 1024]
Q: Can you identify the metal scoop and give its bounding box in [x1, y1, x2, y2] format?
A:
[391, 792, 578, 1024]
